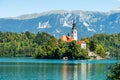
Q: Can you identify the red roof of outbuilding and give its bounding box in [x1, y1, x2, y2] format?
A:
[77, 40, 85, 45]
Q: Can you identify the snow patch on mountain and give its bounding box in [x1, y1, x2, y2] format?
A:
[83, 22, 89, 27]
[63, 13, 72, 27]
[56, 29, 61, 33]
[79, 12, 93, 21]
[38, 21, 51, 28]
[83, 22, 96, 32]
[79, 12, 87, 21]
[63, 20, 71, 27]
[88, 28, 96, 32]
[66, 13, 71, 19]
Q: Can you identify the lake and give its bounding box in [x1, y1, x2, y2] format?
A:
[0, 57, 119, 80]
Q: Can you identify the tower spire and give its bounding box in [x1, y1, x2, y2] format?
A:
[72, 18, 76, 29]
[71, 18, 77, 40]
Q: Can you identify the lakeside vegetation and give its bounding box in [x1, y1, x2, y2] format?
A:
[106, 63, 120, 80]
[0, 31, 119, 59]
[88, 33, 120, 59]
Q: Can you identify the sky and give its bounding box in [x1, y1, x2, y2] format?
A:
[0, 0, 120, 18]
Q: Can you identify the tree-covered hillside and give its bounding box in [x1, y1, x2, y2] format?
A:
[0, 32, 88, 59]
[0, 32, 119, 59]
[0, 31, 55, 57]
[87, 33, 120, 59]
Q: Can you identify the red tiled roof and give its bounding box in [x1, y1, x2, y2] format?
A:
[60, 35, 85, 45]
[60, 35, 67, 42]
[77, 40, 85, 45]
[60, 35, 74, 42]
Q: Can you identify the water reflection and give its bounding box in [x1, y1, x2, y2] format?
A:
[73, 65, 78, 80]
[62, 63, 67, 80]
[0, 58, 115, 80]
[87, 63, 92, 80]
[81, 63, 87, 80]
[62, 63, 108, 80]
[62, 63, 87, 80]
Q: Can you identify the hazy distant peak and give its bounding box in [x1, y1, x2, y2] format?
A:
[12, 10, 69, 20]
[9, 10, 100, 20]
[4, 9, 120, 20]
[0, 9, 120, 39]
[109, 7, 120, 14]
[114, 7, 120, 11]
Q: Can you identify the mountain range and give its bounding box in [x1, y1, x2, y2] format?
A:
[0, 8, 120, 39]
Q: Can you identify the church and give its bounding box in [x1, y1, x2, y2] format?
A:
[60, 20, 77, 42]
[60, 20, 86, 49]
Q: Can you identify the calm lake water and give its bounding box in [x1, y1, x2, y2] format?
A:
[0, 57, 119, 80]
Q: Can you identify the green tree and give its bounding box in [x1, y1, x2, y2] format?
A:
[64, 41, 77, 59]
[95, 44, 106, 58]
[89, 40, 96, 51]
[64, 41, 88, 59]
[34, 32, 56, 45]
[107, 63, 120, 80]
[34, 46, 46, 58]
[77, 48, 88, 59]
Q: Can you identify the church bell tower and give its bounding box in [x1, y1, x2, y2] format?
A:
[71, 20, 77, 40]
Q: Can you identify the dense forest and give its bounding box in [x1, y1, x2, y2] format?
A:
[87, 33, 120, 59]
[0, 31, 88, 59]
[0, 32, 119, 59]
